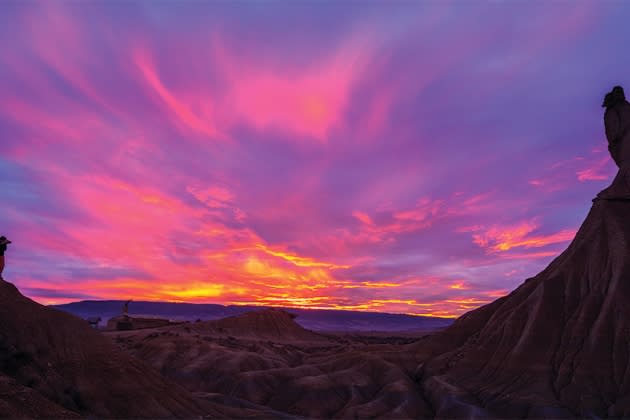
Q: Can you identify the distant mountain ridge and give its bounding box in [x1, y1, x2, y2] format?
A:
[52, 300, 452, 332]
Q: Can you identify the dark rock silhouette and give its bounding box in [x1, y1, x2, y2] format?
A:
[123, 299, 132, 314]
[0, 236, 11, 281]
[414, 199, 630, 417]
[598, 85, 630, 200]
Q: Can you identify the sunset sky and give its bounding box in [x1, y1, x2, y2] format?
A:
[2, 1, 629, 317]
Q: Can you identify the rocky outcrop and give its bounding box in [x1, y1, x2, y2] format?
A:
[0, 280, 222, 418]
[417, 199, 630, 418]
[186, 308, 329, 342]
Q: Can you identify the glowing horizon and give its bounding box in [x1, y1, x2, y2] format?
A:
[2, 1, 629, 317]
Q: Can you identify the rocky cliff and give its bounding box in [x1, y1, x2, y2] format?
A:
[417, 199, 630, 417]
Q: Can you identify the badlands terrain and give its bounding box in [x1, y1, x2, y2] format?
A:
[1, 198, 629, 417]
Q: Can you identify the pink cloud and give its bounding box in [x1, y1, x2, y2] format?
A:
[352, 211, 374, 226]
[347, 198, 445, 245]
[576, 156, 613, 182]
[206, 33, 372, 142]
[187, 185, 235, 208]
[470, 220, 575, 253]
[394, 198, 443, 221]
[134, 47, 222, 139]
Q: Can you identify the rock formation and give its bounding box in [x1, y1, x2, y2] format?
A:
[415, 199, 630, 417]
[187, 308, 329, 342]
[0, 280, 226, 418]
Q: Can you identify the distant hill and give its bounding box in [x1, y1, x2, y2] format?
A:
[186, 308, 329, 342]
[52, 300, 452, 332]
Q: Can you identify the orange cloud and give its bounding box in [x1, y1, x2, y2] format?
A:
[470, 220, 575, 253]
[352, 211, 374, 226]
[254, 244, 350, 269]
[449, 281, 468, 290]
[360, 281, 400, 288]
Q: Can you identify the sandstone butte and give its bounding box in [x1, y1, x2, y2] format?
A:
[0, 197, 628, 418]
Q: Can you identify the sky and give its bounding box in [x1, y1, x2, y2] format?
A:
[1, 1, 629, 317]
